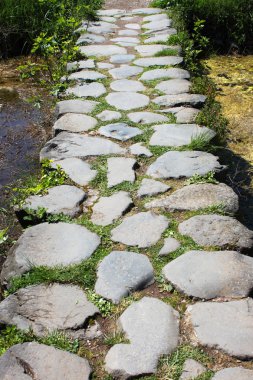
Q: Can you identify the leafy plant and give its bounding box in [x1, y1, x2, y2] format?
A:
[0, 228, 8, 245]
[87, 291, 113, 317]
[185, 171, 219, 185]
[104, 332, 129, 347]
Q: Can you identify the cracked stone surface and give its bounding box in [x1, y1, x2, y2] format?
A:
[56, 99, 98, 116]
[137, 178, 170, 198]
[178, 215, 253, 250]
[66, 82, 106, 98]
[212, 368, 253, 380]
[110, 79, 145, 92]
[187, 299, 253, 359]
[128, 111, 168, 124]
[110, 54, 136, 63]
[155, 79, 191, 95]
[163, 250, 253, 299]
[159, 237, 181, 256]
[106, 92, 150, 110]
[111, 211, 169, 248]
[0, 342, 91, 380]
[95, 251, 154, 303]
[0, 222, 100, 284]
[0, 283, 99, 336]
[80, 45, 127, 57]
[97, 110, 122, 121]
[146, 183, 239, 213]
[107, 157, 136, 187]
[134, 56, 183, 67]
[105, 297, 179, 378]
[153, 93, 207, 107]
[147, 151, 225, 179]
[140, 68, 190, 81]
[109, 65, 143, 79]
[99, 123, 143, 141]
[53, 113, 97, 134]
[180, 359, 206, 380]
[91, 191, 133, 226]
[129, 143, 153, 157]
[66, 70, 106, 81]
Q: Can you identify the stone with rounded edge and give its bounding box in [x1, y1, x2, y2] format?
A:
[110, 79, 145, 92]
[106, 92, 149, 110]
[53, 113, 97, 134]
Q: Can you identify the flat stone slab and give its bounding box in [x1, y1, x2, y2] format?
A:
[99, 123, 143, 141]
[132, 8, 163, 15]
[66, 82, 106, 98]
[134, 56, 183, 67]
[0, 283, 99, 336]
[97, 110, 122, 121]
[213, 368, 253, 380]
[187, 299, 253, 359]
[56, 99, 98, 116]
[40, 132, 125, 161]
[105, 297, 179, 378]
[111, 37, 140, 44]
[97, 62, 114, 69]
[53, 113, 97, 134]
[1, 222, 100, 284]
[163, 250, 253, 299]
[180, 359, 206, 380]
[146, 151, 224, 179]
[143, 19, 172, 31]
[128, 111, 168, 124]
[159, 237, 181, 256]
[129, 143, 153, 157]
[178, 215, 253, 250]
[106, 92, 150, 110]
[67, 59, 95, 71]
[137, 178, 170, 198]
[110, 79, 145, 92]
[95, 251, 154, 303]
[125, 23, 141, 30]
[0, 342, 91, 380]
[155, 79, 191, 95]
[111, 211, 169, 248]
[110, 54, 136, 64]
[21, 185, 86, 217]
[98, 9, 126, 16]
[153, 93, 207, 107]
[80, 45, 127, 57]
[51, 158, 97, 187]
[91, 192, 133, 226]
[140, 68, 190, 81]
[135, 44, 179, 57]
[109, 65, 143, 79]
[67, 70, 106, 81]
[144, 27, 177, 36]
[77, 33, 106, 44]
[107, 157, 136, 187]
[149, 124, 216, 147]
[146, 183, 239, 214]
[118, 30, 139, 36]
[144, 32, 176, 44]
[143, 13, 169, 22]
[162, 107, 200, 123]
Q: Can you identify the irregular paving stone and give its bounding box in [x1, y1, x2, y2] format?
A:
[51, 158, 97, 187]
[180, 359, 206, 380]
[135, 44, 180, 57]
[106, 92, 150, 110]
[111, 37, 140, 44]
[105, 297, 179, 378]
[147, 151, 225, 179]
[0, 222, 100, 283]
[132, 8, 163, 15]
[40, 132, 125, 161]
[110, 54, 136, 64]
[159, 237, 181, 256]
[109, 65, 143, 79]
[116, 41, 138, 47]
[143, 13, 169, 22]
[212, 368, 253, 380]
[0, 342, 91, 380]
[129, 143, 153, 157]
[144, 27, 177, 36]
[176, 107, 200, 123]
[95, 251, 154, 303]
[187, 299, 253, 359]
[99, 123, 143, 141]
[98, 9, 126, 16]
[56, 99, 98, 116]
[21, 185, 86, 217]
[178, 215, 253, 250]
[67, 59, 95, 71]
[134, 56, 183, 67]
[163, 250, 253, 299]
[128, 111, 168, 124]
[97, 110, 122, 121]
[146, 183, 239, 214]
[137, 178, 170, 198]
[91, 192, 133, 226]
[97, 62, 114, 69]
[118, 30, 139, 36]
[149, 124, 216, 147]
[77, 34, 106, 45]
[140, 68, 190, 81]
[153, 93, 207, 107]
[100, 16, 116, 23]
[83, 25, 116, 35]
[66, 82, 106, 98]
[81, 21, 119, 30]
[53, 113, 97, 134]
[79, 45, 127, 57]
[107, 157, 136, 187]
[110, 79, 145, 92]
[143, 19, 172, 31]
[155, 79, 191, 95]
[111, 211, 169, 248]
[125, 23, 141, 30]
[0, 283, 99, 336]
[144, 33, 175, 44]
[67, 70, 106, 81]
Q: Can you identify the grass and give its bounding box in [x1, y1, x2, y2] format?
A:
[104, 331, 130, 346]
[154, 48, 180, 57]
[185, 171, 219, 185]
[187, 132, 215, 152]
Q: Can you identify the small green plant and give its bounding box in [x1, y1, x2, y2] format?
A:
[154, 48, 179, 57]
[104, 331, 129, 347]
[187, 132, 214, 151]
[186, 171, 219, 185]
[0, 228, 8, 245]
[87, 291, 113, 317]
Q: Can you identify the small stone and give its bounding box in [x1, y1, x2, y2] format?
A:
[105, 297, 179, 378]
[125, 23, 141, 30]
[134, 56, 183, 67]
[67, 70, 106, 81]
[144, 32, 176, 44]
[106, 92, 149, 110]
[153, 93, 206, 107]
[66, 82, 106, 98]
[155, 79, 191, 95]
[146, 183, 239, 214]
[67, 59, 95, 71]
[99, 123, 143, 141]
[176, 108, 200, 123]
[163, 250, 253, 299]
[97, 62, 114, 69]
[111, 211, 169, 248]
[0, 283, 99, 336]
[53, 113, 97, 134]
[77, 34, 106, 44]
[178, 215, 253, 250]
[132, 8, 163, 15]
[110, 79, 145, 92]
[129, 143, 153, 157]
[137, 178, 170, 198]
[51, 158, 97, 187]
[187, 299, 253, 359]
[180, 359, 206, 380]
[135, 44, 180, 57]
[159, 237, 181, 256]
[56, 99, 98, 116]
[140, 68, 190, 81]
[107, 157, 136, 187]
[118, 30, 139, 36]
[110, 54, 136, 64]
[97, 110, 122, 121]
[143, 19, 172, 31]
[80, 45, 127, 57]
[0, 342, 91, 380]
[83, 189, 99, 213]
[212, 368, 253, 380]
[95, 251, 154, 303]
[128, 111, 168, 124]
[111, 37, 140, 44]
[109, 65, 143, 79]
[91, 192, 133, 226]
[0, 222, 100, 284]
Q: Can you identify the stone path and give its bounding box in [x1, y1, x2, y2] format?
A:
[1, 3, 253, 380]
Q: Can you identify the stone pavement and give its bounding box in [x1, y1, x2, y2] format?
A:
[1, 5, 253, 380]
